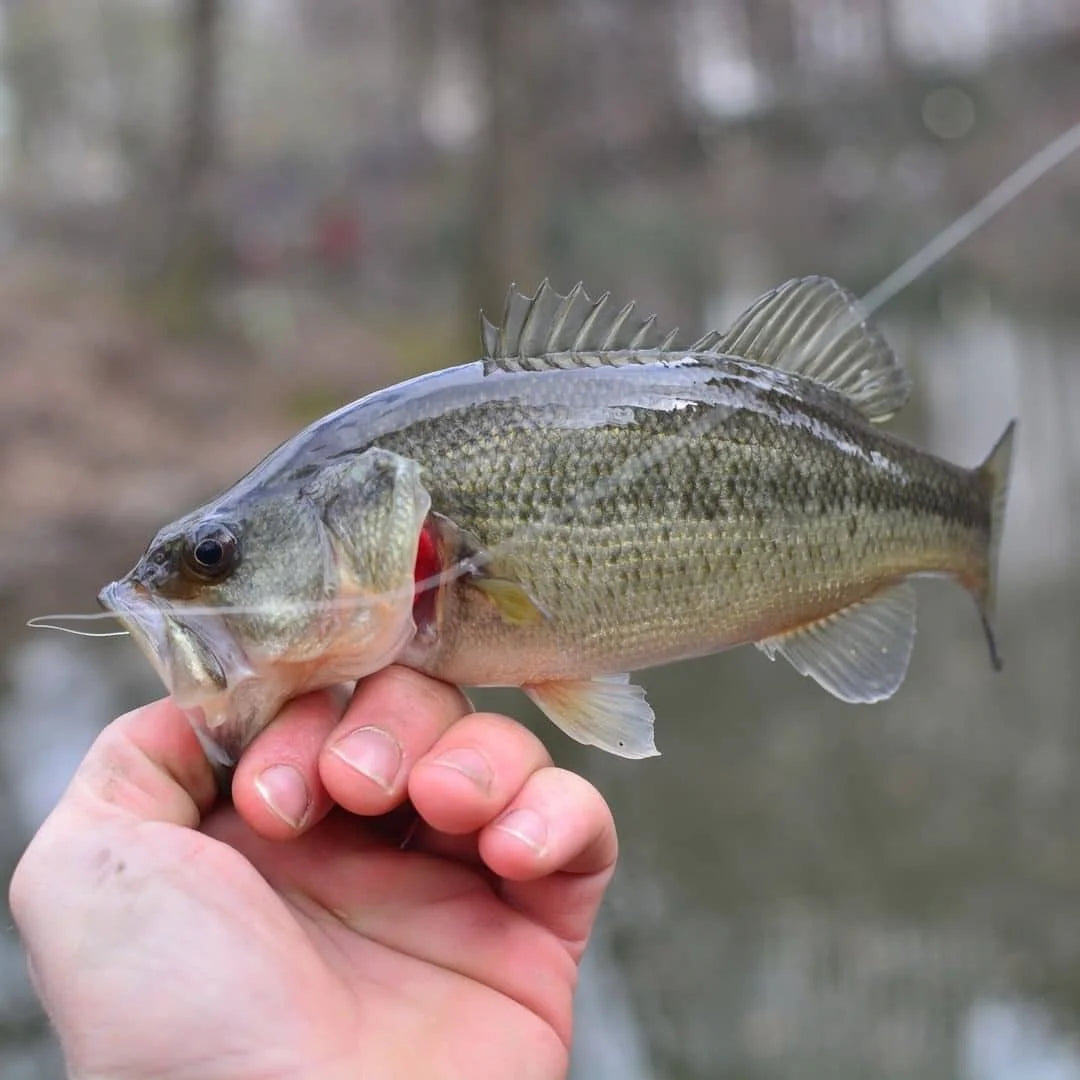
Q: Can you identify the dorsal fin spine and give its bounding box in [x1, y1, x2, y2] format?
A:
[602, 302, 636, 350]
[571, 291, 609, 352]
[515, 278, 546, 357]
[629, 314, 658, 350]
[548, 282, 583, 350]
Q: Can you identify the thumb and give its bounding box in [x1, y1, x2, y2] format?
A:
[9, 698, 218, 939]
[9, 702, 271, 1078]
[64, 697, 218, 827]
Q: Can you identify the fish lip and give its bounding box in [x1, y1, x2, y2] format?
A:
[97, 578, 249, 703]
[98, 578, 171, 681]
[99, 577, 270, 766]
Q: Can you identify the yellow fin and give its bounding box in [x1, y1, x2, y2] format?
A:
[755, 582, 917, 703]
[524, 673, 659, 759]
[471, 576, 547, 626]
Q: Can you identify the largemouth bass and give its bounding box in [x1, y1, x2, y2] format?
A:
[99, 277, 1015, 763]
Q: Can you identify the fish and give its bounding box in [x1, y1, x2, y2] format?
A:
[98, 276, 1016, 764]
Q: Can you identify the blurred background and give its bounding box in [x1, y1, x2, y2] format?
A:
[0, 1, 1078, 1076]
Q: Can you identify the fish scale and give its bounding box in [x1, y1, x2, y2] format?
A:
[374, 383, 989, 687]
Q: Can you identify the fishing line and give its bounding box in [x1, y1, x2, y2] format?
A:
[28, 583, 426, 629]
[27, 615, 131, 638]
[859, 120, 1080, 318]
[567, 123, 1080, 495]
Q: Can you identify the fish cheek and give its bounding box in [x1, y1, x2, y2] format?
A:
[215, 499, 333, 664]
[307, 448, 432, 601]
[163, 618, 226, 701]
[304, 449, 432, 667]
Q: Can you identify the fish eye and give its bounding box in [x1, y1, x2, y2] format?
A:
[182, 523, 239, 582]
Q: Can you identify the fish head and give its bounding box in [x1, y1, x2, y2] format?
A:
[99, 448, 432, 764]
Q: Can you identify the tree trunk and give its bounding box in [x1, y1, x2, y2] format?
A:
[743, 0, 797, 81]
[177, 0, 221, 191]
[465, 0, 553, 325]
[146, 0, 226, 337]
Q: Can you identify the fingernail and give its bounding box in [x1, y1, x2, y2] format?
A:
[254, 764, 310, 830]
[331, 727, 402, 793]
[493, 808, 547, 855]
[428, 747, 492, 792]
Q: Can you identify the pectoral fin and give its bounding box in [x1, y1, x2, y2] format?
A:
[471, 576, 548, 626]
[524, 673, 659, 759]
[755, 581, 917, 703]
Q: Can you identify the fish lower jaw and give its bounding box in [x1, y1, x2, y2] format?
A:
[178, 681, 286, 767]
[182, 628, 419, 766]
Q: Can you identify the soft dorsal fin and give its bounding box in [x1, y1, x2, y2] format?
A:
[709, 276, 911, 422]
[755, 581, 917, 702]
[481, 280, 680, 371]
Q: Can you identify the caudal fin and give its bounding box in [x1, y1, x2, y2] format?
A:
[975, 419, 1017, 670]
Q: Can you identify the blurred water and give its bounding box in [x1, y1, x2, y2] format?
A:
[963, 1000, 1080, 1080]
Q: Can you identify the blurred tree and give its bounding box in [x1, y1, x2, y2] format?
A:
[1, 3, 69, 190]
[176, 0, 221, 194]
[743, 0, 797, 80]
[464, 0, 706, 328]
[875, 0, 904, 69]
[392, 0, 436, 133]
[466, 0, 553, 321]
[144, 0, 227, 337]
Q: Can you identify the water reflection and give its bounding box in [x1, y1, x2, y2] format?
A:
[963, 999, 1080, 1080]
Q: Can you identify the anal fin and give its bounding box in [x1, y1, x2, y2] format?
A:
[524, 673, 659, 759]
[756, 582, 917, 703]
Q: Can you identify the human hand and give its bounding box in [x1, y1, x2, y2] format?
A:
[9, 668, 617, 1080]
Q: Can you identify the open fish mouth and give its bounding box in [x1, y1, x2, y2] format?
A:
[98, 579, 178, 687]
[97, 579, 252, 707]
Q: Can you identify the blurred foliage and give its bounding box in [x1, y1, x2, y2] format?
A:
[1, 1, 1079, 1077]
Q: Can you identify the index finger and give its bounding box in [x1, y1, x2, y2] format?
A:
[318, 666, 471, 815]
[227, 667, 470, 837]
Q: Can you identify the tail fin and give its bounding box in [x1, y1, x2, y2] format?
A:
[975, 419, 1016, 670]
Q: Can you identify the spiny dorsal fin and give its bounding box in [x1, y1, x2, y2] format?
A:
[756, 581, 917, 702]
[481, 280, 679, 371]
[710, 276, 911, 422]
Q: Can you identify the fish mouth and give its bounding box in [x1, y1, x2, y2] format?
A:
[97, 579, 253, 708]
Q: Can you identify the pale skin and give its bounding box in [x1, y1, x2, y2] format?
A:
[8, 666, 618, 1080]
